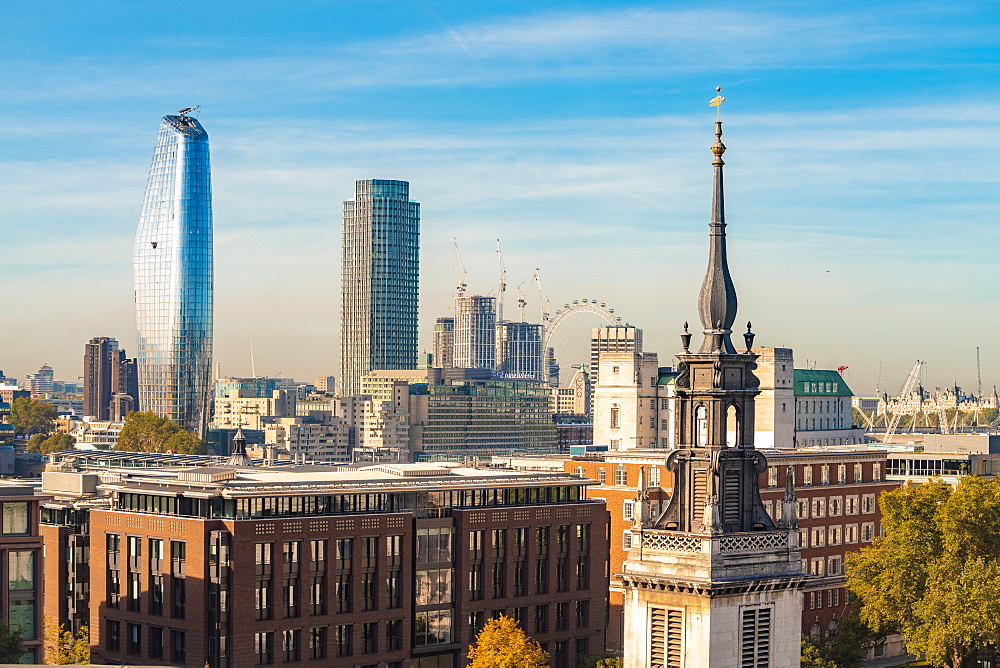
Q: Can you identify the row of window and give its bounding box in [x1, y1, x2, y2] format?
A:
[255, 621, 403, 662]
[778, 493, 877, 520]
[106, 621, 184, 662]
[798, 523, 878, 549]
[766, 463, 882, 487]
[807, 588, 843, 610]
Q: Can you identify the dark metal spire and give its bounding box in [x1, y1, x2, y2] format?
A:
[226, 425, 254, 467]
[697, 87, 738, 354]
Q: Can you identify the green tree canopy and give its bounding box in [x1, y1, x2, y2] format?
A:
[117, 411, 205, 455]
[8, 397, 57, 436]
[847, 477, 1000, 667]
[467, 615, 549, 668]
[26, 432, 75, 455]
[801, 639, 836, 668]
[0, 621, 24, 662]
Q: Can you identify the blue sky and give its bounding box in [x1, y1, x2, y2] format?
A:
[1, 0, 997, 396]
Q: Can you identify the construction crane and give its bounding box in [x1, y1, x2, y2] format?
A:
[452, 238, 467, 298]
[882, 360, 924, 443]
[495, 239, 507, 323]
[515, 282, 527, 322]
[178, 106, 200, 116]
[533, 268, 550, 324]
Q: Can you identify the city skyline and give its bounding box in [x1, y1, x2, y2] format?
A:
[1, 0, 998, 396]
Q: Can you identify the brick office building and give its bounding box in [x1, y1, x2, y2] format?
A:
[0, 483, 50, 663]
[52, 461, 608, 668]
[564, 446, 899, 650]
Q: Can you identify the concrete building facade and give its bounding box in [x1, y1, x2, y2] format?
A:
[453, 296, 496, 371]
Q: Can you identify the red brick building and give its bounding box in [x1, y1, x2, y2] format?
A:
[43, 462, 607, 668]
[0, 484, 49, 663]
[563, 446, 898, 650]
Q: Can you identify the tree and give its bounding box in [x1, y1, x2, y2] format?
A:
[847, 477, 1000, 667]
[580, 652, 624, 668]
[42, 616, 90, 664]
[801, 639, 836, 668]
[8, 397, 57, 436]
[808, 602, 881, 668]
[0, 621, 24, 663]
[117, 411, 205, 455]
[26, 433, 75, 455]
[467, 615, 549, 668]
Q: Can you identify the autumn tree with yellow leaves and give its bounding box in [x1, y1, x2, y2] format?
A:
[467, 615, 549, 668]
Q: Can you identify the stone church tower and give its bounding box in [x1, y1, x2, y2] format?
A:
[621, 93, 806, 668]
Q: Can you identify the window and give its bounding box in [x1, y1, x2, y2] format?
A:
[282, 629, 300, 662]
[2, 502, 28, 535]
[172, 629, 186, 664]
[106, 619, 120, 651]
[492, 563, 506, 598]
[171, 576, 186, 619]
[255, 631, 273, 665]
[829, 556, 843, 575]
[648, 467, 661, 487]
[256, 581, 272, 620]
[862, 522, 876, 542]
[335, 574, 351, 613]
[873, 463, 882, 481]
[387, 570, 401, 608]
[283, 541, 301, 567]
[150, 574, 164, 615]
[846, 495, 859, 515]
[623, 531, 633, 550]
[336, 624, 352, 657]
[803, 467, 813, 485]
[576, 524, 590, 553]
[615, 465, 627, 486]
[829, 497, 843, 516]
[810, 558, 825, 576]
[623, 501, 635, 521]
[311, 577, 326, 615]
[829, 526, 842, 545]
[470, 564, 483, 600]
[810, 527, 826, 548]
[610, 406, 620, 428]
[535, 604, 549, 633]
[492, 528, 506, 557]
[597, 469, 606, 484]
[469, 529, 484, 554]
[386, 535, 402, 566]
[415, 609, 452, 646]
[361, 572, 376, 611]
[468, 611, 484, 640]
[821, 465, 830, 485]
[536, 527, 549, 554]
[845, 524, 859, 543]
[796, 499, 809, 519]
[128, 572, 141, 612]
[108, 570, 120, 608]
[7, 549, 35, 591]
[576, 555, 589, 590]
[854, 463, 863, 482]
[310, 539, 327, 564]
[768, 468, 778, 487]
[574, 466, 585, 477]
[335, 538, 353, 570]
[535, 559, 548, 594]
[837, 464, 847, 484]
[514, 561, 526, 596]
[811, 498, 826, 518]
[798, 529, 808, 549]
[861, 494, 876, 514]
[386, 619, 402, 651]
[149, 626, 164, 660]
[309, 627, 327, 660]
[576, 600, 590, 628]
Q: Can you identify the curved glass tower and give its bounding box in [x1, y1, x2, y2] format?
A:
[133, 113, 213, 436]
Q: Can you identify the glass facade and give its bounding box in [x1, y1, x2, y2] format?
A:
[340, 180, 420, 397]
[133, 114, 213, 436]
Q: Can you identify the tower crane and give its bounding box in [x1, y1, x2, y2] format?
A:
[882, 360, 924, 443]
[515, 282, 527, 322]
[495, 239, 507, 323]
[452, 238, 467, 298]
[533, 268, 550, 324]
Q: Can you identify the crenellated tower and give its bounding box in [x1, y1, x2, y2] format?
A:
[620, 90, 806, 668]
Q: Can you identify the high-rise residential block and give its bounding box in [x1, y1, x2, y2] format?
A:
[431, 317, 455, 369]
[590, 326, 642, 386]
[26, 364, 54, 398]
[453, 296, 496, 371]
[84, 337, 139, 420]
[133, 111, 213, 437]
[496, 321, 543, 380]
[340, 180, 420, 397]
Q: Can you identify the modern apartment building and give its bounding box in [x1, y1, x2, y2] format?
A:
[0, 484, 50, 662]
[590, 327, 641, 386]
[133, 111, 214, 437]
[453, 296, 496, 371]
[39, 461, 607, 668]
[84, 337, 139, 421]
[432, 318, 455, 370]
[340, 179, 420, 397]
[496, 322, 543, 381]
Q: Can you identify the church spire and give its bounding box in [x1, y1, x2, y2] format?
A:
[697, 87, 738, 354]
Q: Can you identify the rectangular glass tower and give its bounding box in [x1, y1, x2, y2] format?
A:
[340, 179, 420, 397]
[133, 113, 213, 436]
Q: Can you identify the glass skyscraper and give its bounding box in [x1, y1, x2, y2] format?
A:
[340, 179, 420, 397]
[133, 113, 213, 436]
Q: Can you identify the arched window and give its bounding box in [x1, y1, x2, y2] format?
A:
[696, 406, 708, 447]
[610, 405, 620, 429]
[726, 405, 739, 447]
